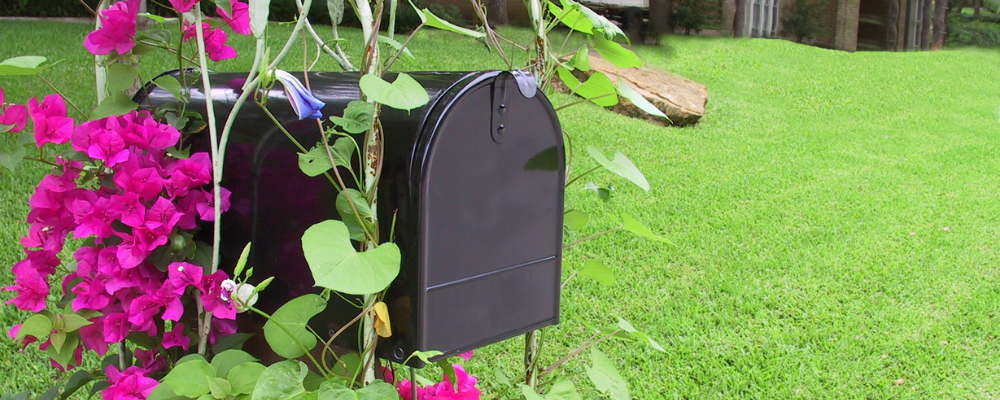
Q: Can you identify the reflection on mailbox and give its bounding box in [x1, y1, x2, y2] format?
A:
[137, 70, 565, 364]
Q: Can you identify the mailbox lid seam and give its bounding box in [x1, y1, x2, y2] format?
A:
[423, 255, 558, 292]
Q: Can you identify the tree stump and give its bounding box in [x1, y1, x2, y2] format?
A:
[559, 54, 708, 126]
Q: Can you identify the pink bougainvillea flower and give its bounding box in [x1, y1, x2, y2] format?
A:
[183, 22, 237, 62]
[164, 152, 212, 198]
[3, 267, 50, 312]
[166, 262, 203, 295]
[7, 324, 39, 351]
[134, 348, 167, 374]
[71, 274, 112, 311]
[199, 270, 236, 320]
[103, 313, 132, 344]
[162, 323, 191, 350]
[0, 86, 28, 133]
[457, 350, 474, 361]
[79, 317, 109, 356]
[209, 318, 237, 344]
[110, 192, 147, 228]
[218, 0, 251, 35]
[127, 295, 164, 334]
[398, 364, 481, 400]
[103, 365, 159, 400]
[85, 0, 141, 55]
[168, 0, 199, 13]
[28, 94, 75, 147]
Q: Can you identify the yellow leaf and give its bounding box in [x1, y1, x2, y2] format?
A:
[374, 301, 392, 338]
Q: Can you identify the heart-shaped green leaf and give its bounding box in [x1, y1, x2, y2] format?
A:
[585, 349, 629, 400]
[211, 350, 258, 378]
[329, 100, 375, 134]
[336, 189, 375, 242]
[615, 77, 668, 120]
[557, 68, 618, 107]
[586, 146, 648, 191]
[359, 73, 430, 111]
[579, 259, 614, 285]
[0, 56, 51, 76]
[592, 33, 641, 68]
[91, 92, 138, 120]
[302, 220, 400, 295]
[251, 360, 308, 400]
[564, 210, 590, 231]
[228, 362, 266, 395]
[262, 294, 326, 359]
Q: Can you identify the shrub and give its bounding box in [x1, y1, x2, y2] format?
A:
[945, 15, 1000, 47]
[781, 0, 825, 42]
[671, 0, 710, 34]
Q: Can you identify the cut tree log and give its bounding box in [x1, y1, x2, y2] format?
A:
[557, 54, 708, 126]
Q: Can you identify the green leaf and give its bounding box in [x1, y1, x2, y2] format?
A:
[251, 360, 308, 400]
[61, 314, 93, 333]
[318, 381, 398, 400]
[262, 294, 325, 358]
[409, 350, 443, 364]
[147, 383, 189, 400]
[211, 350, 259, 379]
[38, 385, 61, 400]
[377, 35, 415, 60]
[89, 382, 111, 398]
[407, 0, 486, 38]
[234, 242, 252, 279]
[91, 92, 138, 120]
[0, 130, 35, 171]
[329, 352, 361, 380]
[212, 333, 253, 354]
[138, 12, 172, 23]
[107, 63, 139, 93]
[520, 386, 544, 400]
[336, 189, 374, 242]
[569, 46, 590, 71]
[546, 377, 583, 400]
[163, 359, 215, 397]
[249, 0, 270, 38]
[0, 56, 51, 76]
[227, 362, 266, 395]
[298, 138, 355, 177]
[45, 334, 79, 370]
[216, 0, 233, 18]
[62, 370, 96, 400]
[567, 0, 626, 40]
[615, 77, 668, 120]
[615, 213, 671, 244]
[547, 1, 593, 34]
[556, 68, 618, 107]
[298, 145, 334, 177]
[493, 368, 511, 386]
[301, 220, 401, 295]
[586, 146, 649, 191]
[436, 361, 458, 391]
[16, 314, 52, 341]
[564, 210, 589, 231]
[328, 100, 374, 134]
[50, 331, 67, 350]
[208, 377, 231, 399]
[585, 349, 629, 400]
[177, 353, 209, 365]
[154, 75, 185, 102]
[592, 34, 641, 68]
[582, 182, 613, 201]
[616, 317, 665, 352]
[359, 73, 430, 111]
[579, 259, 614, 285]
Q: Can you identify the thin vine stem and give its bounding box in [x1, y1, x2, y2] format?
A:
[259, 105, 343, 190]
[538, 329, 623, 379]
[563, 226, 622, 249]
[564, 166, 599, 187]
[36, 74, 88, 119]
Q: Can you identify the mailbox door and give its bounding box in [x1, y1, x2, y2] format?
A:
[414, 72, 565, 356]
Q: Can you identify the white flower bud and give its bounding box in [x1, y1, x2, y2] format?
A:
[233, 283, 258, 313]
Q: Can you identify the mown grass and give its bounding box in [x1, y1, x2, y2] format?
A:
[2, 20, 1000, 399]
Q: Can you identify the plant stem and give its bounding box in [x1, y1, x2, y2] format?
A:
[564, 166, 599, 187]
[94, 0, 109, 103]
[35, 74, 87, 120]
[563, 226, 622, 249]
[260, 105, 341, 190]
[383, 24, 424, 71]
[524, 329, 542, 390]
[539, 329, 622, 378]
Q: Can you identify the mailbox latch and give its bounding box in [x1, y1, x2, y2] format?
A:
[491, 74, 512, 144]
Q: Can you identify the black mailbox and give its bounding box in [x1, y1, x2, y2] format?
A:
[137, 71, 564, 363]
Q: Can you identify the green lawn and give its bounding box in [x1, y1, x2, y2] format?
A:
[2, 20, 1000, 399]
